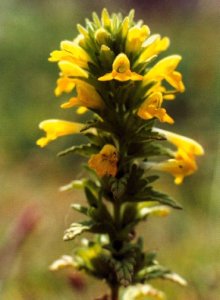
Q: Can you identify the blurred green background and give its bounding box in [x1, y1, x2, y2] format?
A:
[0, 0, 219, 299]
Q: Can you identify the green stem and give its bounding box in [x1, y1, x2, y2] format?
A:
[114, 200, 121, 230]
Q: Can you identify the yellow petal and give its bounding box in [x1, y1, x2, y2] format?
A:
[60, 97, 79, 109]
[165, 71, 185, 92]
[60, 40, 91, 62]
[61, 81, 104, 110]
[125, 25, 150, 53]
[36, 119, 84, 147]
[113, 53, 131, 72]
[98, 53, 142, 82]
[154, 128, 204, 156]
[58, 61, 88, 78]
[48, 50, 67, 62]
[153, 156, 197, 184]
[138, 35, 170, 63]
[98, 72, 114, 81]
[88, 144, 118, 177]
[55, 77, 75, 96]
[144, 55, 182, 82]
[138, 92, 174, 124]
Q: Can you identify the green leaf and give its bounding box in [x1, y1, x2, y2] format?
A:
[71, 204, 89, 216]
[122, 203, 138, 227]
[85, 186, 99, 207]
[145, 190, 182, 209]
[144, 252, 157, 266]
[57, 143, 99, 157]
[108, 258, 134, 286]
[135, 264, 170, 281]
[111, 176, 128, 199]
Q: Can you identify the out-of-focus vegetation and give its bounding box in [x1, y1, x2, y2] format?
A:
[0, 0, 219, 299]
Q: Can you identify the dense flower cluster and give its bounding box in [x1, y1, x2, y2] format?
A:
[37, 9, 204, 299]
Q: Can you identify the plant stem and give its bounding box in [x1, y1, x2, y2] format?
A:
[114, 200, 121, 230]
[111, 285, 119, 300]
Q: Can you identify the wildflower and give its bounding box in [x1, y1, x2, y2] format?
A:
[98, 53, 143, 82]
[49, 40, 92, 68]
[137, 92, 174, 124]
[136, 34, 170, 65]
[143, 55, 185, 92]
[61, 81, 105, 111]
[88, 144, 118, 177]
[36, 119, 84, 147]
[150, 129, 204, 184]
[37, 9, 203, 300]
[58, 61, 88, 78]
[154, 128, 204, 156]
[125, 25, 150, 53]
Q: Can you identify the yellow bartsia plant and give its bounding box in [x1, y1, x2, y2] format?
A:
[37, 8, 203, 300]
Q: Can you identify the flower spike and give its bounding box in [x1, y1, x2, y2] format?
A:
[37, 9, 204, 300]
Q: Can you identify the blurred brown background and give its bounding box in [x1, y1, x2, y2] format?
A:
[0, 0, 219, 299]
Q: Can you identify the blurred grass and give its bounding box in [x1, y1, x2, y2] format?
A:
[0, 0, 219, 299]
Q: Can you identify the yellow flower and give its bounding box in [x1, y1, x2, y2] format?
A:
[88, 144, 118, 177]
[146, 83, 176, 101]
[61, 81, 104, 111]
[137, 92, 174, 124]
[98, 53, 143, 82]
[143, 55, 185, 92]
[155, 128, 204, 156]
[36, 119, 84, 148]
[153, 149, 198, 184]
[136, 34, 170, 65]
[54, 77, 76, 97]
[58, 61, 88, 78]
[151, 128, 204, 184]
[125, 25, 150, 53]
[49, 40, 91, 68]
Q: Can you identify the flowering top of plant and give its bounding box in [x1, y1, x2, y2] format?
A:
[37, 9, 204, 300]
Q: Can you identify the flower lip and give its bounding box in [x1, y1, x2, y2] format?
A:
[98, 53, 143, 82]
